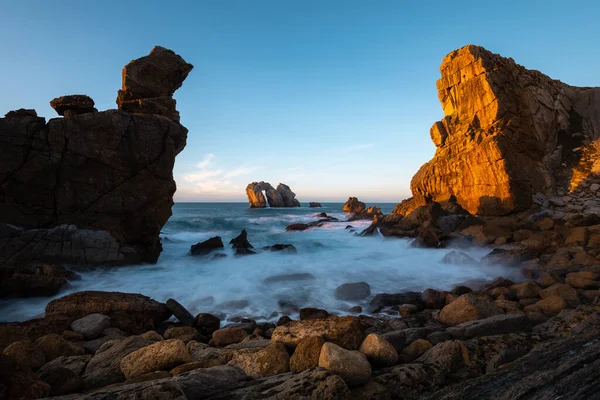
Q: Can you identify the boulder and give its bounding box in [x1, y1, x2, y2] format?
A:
[565, 271, 600, 289]
[0, 355, 51, 399]
[334, 282, 371, 301]
[190, 236, 224, 255]
[196, 313, 221, 337]
[212, 327, 248, 347]
[299, 307, 329, 320]
[368, 291, 423, 313]
[37, 355, 92, 377]
[166, 298, 196, 327]
[229, 229, 253, 249]
[421, 288, 448, 309]
[50, 94, 96, 117]
[45, 291, 171, 334]
[272, 316, 364, 350]
[508, 281, 542, 299]
[228, 342, 290, 378]
[35, 334, 84, 362]
[318, 342, 371, 387]
[70, 313, 111, 339]
[441, 250, 478, 265]
[539, 283, 580, 306]
[289, 336, 325, 373]
[523, 296, 568, 316]
[0, 268, 69, 298]
[163, 326, 202, 343]
[38, 365, 83, 396]
[262, 244, 298, 253]
[82, 327, 128, 353]
[2, 340, 45, 369]
[447, 314, 533, 339]
[358, 333, 398, 367]
[120, 339, 191, 379]
[399, 338, 432, 363]
[439, 293, 504, 326]
[246, 181, 300, 208]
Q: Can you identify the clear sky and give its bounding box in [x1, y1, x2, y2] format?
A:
[1, 1, 599, 203]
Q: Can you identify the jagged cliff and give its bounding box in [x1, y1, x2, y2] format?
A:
[246, 182, 300, 208]
[0, 47, 193, 265]
[400, 45, 600, 216]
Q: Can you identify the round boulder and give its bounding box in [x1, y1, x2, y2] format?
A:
[318, 342, 371, 387]
[3, 340, 45, 370]
[334, 282, 371, 301]
[439, 293, 503, 326]
[358, 333, 398, 367]
[70, 313, 111, 339]
[119, 339, 191, 379]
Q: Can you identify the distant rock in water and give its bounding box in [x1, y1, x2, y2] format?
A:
[230, 229, 253, 249]
[395, 44, 600, 216]
[246, 181, 300, 208]
[0, 46, 192, 269]
[309, 202, 322, 207]
[343, 197, 383, 220]
[191, 237, 224, 256]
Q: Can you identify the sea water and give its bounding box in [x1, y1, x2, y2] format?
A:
[0, 203, 516, 322]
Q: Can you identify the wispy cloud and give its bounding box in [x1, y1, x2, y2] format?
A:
[182, 154, 260, 195]
[341, 143, 374, 152]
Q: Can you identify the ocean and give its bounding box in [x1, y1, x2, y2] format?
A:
[0, 202, 513, 322]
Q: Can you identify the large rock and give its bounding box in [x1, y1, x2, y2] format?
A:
[396, 45, 600, 216]
[50, 94, 96, 117]
[35, 334, 84, 362]
[358, 333, 398, 367]
[439, 293, 504, 326]
[228, 342, 290, 378]
[318, 342, 371, 387]
[334, 282, 371, 301]
[245, 181, 300, 208]
[0, 46, 191, 268]
[120, 339, 191, 379]
[70, 313, 111, 339]
[289, 336, 325, 373]
[271, 316, 364, 350]
[45, 291, 171, 334]
[446, 314, 533, 339]
[2, 340, 45, 369]
[190, 236, 224, 255]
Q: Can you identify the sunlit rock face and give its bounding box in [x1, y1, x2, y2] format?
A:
[246, 182, 300, 208]
[403, 45, 600, 216]
[0, 47, 192, 265]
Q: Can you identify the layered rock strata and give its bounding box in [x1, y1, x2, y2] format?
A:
[0, 46, 192, 265]
[399, 45, 600, 216]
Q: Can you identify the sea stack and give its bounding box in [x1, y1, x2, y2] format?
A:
[0, 46, 193, 266]
[246, 182, 301, 208]
[396, 45, 600, 216]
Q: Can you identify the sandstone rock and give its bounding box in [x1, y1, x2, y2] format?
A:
[399, 338, 432, 363]
[35, 334, 84, 362]
[70, 313, 111, 339]
[246, 181, 300, 208]
[83, 335, 152, 388]
[565, 271, 600, 289]
[524, 295, 568, 316]
[212, 327, 248, 347]
[289, 336, 325, 373]
[508, 281, 542, 299]
[299, 307, 329, 320]
[228, 342, 290, 378]
[272, 316, 364, 350]
[342, 197, 366, 214]
[539, 283, 580, 306]
[318, 342, 371, 387]
[196, 313, 221, 337]
[120, 339, 190, 379]
[358, 333, 398, 367]
[190, 236, 224, 255]
[421, 288, 448, 309]
[566, 227, 590, 246]
[50, 94, 96, 117]
[141, 330, 164, 341]
[2, 340, 45, 369]
[45, 291, 171, 334]
[166, 298, 196, 327]
[163, 326, 202, 343]
[439, 293, 503, 326]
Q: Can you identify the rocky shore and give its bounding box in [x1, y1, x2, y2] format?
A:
[1, 43, 599, 399]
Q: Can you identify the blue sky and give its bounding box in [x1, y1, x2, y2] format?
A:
[1, 1, 599, 202]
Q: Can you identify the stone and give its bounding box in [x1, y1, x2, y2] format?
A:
[229, 229, 253, 249]
[342, 197, 367, 214]
[289, 336, 325, 373]
[566, 227, 590, 246]
[271, 316, 364, 350]
[591, 183, 600, 191]
[141, 330, 164, 341]
[335, 282, 371, 300]
[70, 313, 111, 339]
[212, 327, 248, 347]
[2, 340, 45, 369]
[524, 296, 568, 316]
[2, 356, 51, 399]
[277, 316, 293, 326]
[50, 94, 96, 116]
[83, 335, 153, 388]
[163, 326, 202, 343]
[190, 236, 224, 255]
[508, 281, 542, 299]
[246, 181, 300, 208]
[0, 268, 69, 298]
[421, 288, 449, 309]
[447, 314, 533, 339]
[262, 244, 297, 253]
[37, 355, 92, 377]
[318, 342, 371, 387]
[539, 283, 580, 306]
[37, 366, 83, 396]
[82, 327, 128, 353]
[166, 298, 196, 327]
[228, 342, 290, 378]
[120, 339, 190, 379]
[196, 313, 221, 336]
[358, 333, 398, 367]
[45, 291, 171, 334]
[299, 307, 329, 320]
[538, 272, 562, 288]
[399, 339, 432, 363]
[309, 202, 322, 207]
[35, 334, 84, 362]
[35, 264, 81, 280]
[441, 250, 478, 265]
[565, 271, 600, 289]
[368, 291, 424, 313]
[439, 293, 504, 326]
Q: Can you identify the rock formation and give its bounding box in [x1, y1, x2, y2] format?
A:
[0, 46, 192, 266]
[398, 45, 600, 216]
[343, 197, 383, 220]
[246, 182, 300, 208]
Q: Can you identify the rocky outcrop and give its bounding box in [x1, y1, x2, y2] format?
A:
[399, 45, 600, 216]
[343, 197, 383, 220]
[0, 46, 192, 266]
[246, 182, 300, 208]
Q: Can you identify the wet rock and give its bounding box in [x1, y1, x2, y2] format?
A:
[441, 250, 478, 265]
[299, 307, 329, 320]
[439, 293, 503, 326]
[524, 296, 568, 316]
[234, 247, 257, 256]
[335, 282, 371, 301]
[190, 236, 224, 255]
[120, 339, 190, 379]
[262, 244, 297, 253]
[286, 223, 311, 231]
[309, 202, 322, 207]
[35, 334, 84, 362]
[2, 340, 45, 369]
[358, 333, 398, 367]
[349, 306, 363, 313]
[70, 313, 111, 339]
[272, 316, 364, 350]
[399, 338, 432, 363]
[277, 316, 293, 326]
[427, 330, 453, 345]
[228, 342, 290, 378]
[318, 342, 371, 387]
[163, 326, 203, 343]
[0, 267, 69, 298]
[50, 94, 96, 117]
[508, 281, 542, 299]
[35, 264, 81, 281]
[196, 313, 221, 337]
[368, 291, 423, 313]
[264, 273, 315, 284]
[212, 327, 248, 347]
[380, 331, 406, 351]
[289, 336, 325, 373]
[447, 314, 533, 339]
[166, 298, 196, 327]
[539, 283, 580, 306]
[229, 229, 253, 249]
[421, 288, 448, 309]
